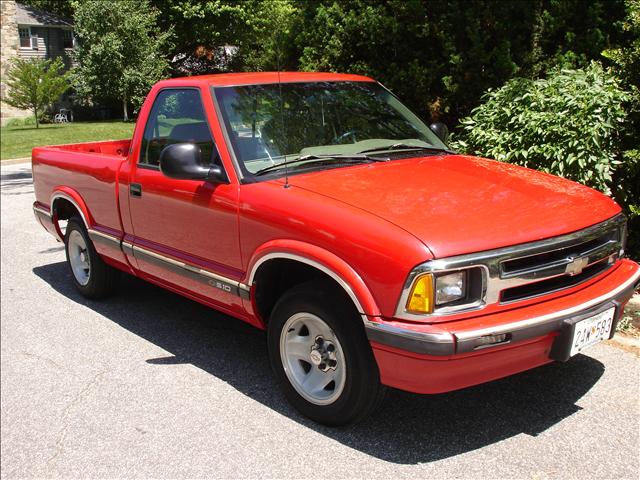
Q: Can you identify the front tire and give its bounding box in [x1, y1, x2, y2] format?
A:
[64, 216, 119, 299]
[267, 282, 386, 425]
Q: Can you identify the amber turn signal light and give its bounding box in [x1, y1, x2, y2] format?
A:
[406, 273, 434, 314]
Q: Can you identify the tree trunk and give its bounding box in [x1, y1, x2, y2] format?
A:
[34, 106, 39, 129]
[527, 0, 544, 77]
[123, 97, 129, 122]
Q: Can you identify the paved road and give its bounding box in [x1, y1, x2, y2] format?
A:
[1, 161, 639, 479]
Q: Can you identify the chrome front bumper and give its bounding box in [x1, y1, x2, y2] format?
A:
[365, 265, 640, 356]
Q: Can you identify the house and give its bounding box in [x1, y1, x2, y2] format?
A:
[1, 1, 75, 125]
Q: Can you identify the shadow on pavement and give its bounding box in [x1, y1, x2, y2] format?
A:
[33, 261, 605, 464]
[1, 169, 33, 195]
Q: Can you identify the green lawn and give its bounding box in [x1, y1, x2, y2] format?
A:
[0, 121, 135, 160]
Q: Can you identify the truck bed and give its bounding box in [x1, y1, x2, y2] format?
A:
[32, 139, 131, 238]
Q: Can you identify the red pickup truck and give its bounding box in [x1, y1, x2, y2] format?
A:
[32, 72, 639, 425]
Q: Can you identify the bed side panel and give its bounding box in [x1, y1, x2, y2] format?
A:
[32, 145, 130, 269]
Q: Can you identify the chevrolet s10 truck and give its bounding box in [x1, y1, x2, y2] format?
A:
[32, 73, 640, 425]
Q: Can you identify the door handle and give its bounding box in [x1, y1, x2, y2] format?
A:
[130, 183, 142, 197]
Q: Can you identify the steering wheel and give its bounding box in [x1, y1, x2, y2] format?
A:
[331, 129, 359, 144]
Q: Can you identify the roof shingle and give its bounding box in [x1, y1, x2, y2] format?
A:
[15, 2, 72, 27]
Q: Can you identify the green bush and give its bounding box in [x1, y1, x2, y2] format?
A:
[451, 63, 629, 195]
[451, 62, 640, 259]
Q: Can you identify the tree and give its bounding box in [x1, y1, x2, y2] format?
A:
[72, 0, 171, 121]
[4, 57, 70, 128]
[293, 0, 628, 124]
[147, 0, 629, 124]
[151, 0, 299, 75]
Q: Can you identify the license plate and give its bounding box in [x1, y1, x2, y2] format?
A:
[569, 307, 615, 357]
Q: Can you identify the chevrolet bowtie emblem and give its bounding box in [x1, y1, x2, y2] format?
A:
[565, 256, 589, 276]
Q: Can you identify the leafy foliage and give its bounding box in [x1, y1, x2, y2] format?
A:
[4, 57, 70, 129]
[451, 64, 629, 195]
[151, 0, 299, 75]
[144, 0, 628, 125]
[290, 0, 627, 124]
[602, 0, 640, 94]
[602, 1, 640, 258]
[72, 0, 171, 120]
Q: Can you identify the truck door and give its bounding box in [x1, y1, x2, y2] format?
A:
[126, 87, 244, 309]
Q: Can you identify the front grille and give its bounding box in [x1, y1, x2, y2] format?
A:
[501, 229, 617, 276]
[500, 260, 611, 303]
[497, 219, 623, 304]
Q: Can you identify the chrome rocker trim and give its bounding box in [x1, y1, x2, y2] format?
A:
[367, 267, 640, 356]
[88, 229, 121, 248]
[130, 243, 251, 299]
[33, 205, 51, 218]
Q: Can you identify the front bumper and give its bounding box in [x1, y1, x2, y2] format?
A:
[366, 258, 639, 394]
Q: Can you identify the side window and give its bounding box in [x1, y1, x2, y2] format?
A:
[139, 89, 218, 168]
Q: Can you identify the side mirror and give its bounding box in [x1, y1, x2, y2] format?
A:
[159, 143, 225, 182]
[429, 122, 449, 143]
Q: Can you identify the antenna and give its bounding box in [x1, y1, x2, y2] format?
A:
[276, 32, 290, 189]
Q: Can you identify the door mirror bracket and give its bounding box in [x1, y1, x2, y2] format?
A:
[159, 143, 226, 182]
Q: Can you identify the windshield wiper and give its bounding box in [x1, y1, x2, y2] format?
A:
[254, 153, 389, 176]
[358, 143, 457, 155]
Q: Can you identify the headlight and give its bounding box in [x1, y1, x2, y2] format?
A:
[404, 267, 483, 315]
[435, 271, 466, 305]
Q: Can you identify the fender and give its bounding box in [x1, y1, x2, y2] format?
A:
[245, 239, 382, 319]
[50, 187, 93, 239]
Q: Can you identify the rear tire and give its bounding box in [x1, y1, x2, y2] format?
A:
[267, 282, 386, 425]
[64, 216, 119, 299]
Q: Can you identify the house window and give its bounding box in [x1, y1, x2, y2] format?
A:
[19, 27, 31, 48]
[62, 29, 73, 49]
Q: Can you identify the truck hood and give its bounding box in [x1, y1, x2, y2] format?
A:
[287, 154, 621, 258]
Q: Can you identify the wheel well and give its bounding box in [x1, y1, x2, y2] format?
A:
[51, 197, 84, 239]
[52, 197, 82, 222]
[253, 258, 356, 323]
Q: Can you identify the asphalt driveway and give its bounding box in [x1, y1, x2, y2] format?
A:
[1, 161, 639, 479]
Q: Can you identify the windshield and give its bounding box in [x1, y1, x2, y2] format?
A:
[213, 81, 447, 178]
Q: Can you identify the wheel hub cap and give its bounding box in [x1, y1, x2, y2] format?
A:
[280, 313, 347, 405]
[309, 349, 323, 366]
[310, 337, 338, 372]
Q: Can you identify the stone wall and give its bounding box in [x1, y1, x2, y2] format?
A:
[1, 1, 31, 126]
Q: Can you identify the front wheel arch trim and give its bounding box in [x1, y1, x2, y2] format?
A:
[246, 247, 382, 321]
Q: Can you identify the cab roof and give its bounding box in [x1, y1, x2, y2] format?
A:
[156, 72, 376, 88]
